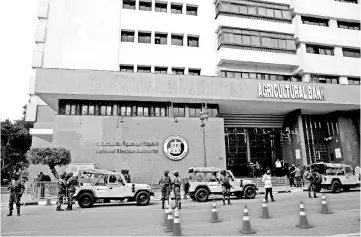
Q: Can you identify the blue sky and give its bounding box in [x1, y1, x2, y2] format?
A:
[0, 1, 38, 121]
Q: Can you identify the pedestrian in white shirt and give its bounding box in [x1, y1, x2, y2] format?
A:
[262, 168, 275, 202]
[275, 159, 282, 177]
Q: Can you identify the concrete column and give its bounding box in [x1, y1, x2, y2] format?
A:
[302, 74, 311, 83]
[334, 47, 343, 57]
[339, 76, 348, 85]
[297, 113, 308, 166]
[329, 19, 338, 28]
[185, 104, 190, 117]
[134, 30, 138, 43]
[135, 0, 139, 10]
[168, 103, 174, 117]
[246, 129, 251, 163]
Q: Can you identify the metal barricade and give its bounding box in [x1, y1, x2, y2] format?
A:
[31, 181, 59, 200]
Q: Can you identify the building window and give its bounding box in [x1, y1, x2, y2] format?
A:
[171, 34, 183, 46]
[155, 67, 168, 74]
[138, 32, 151, 44]
[119, 65, 134, 72]
[123, 0, 136, 9]
[348, 77, 361, 85]
[216, 1, 291, 22]
[189, 69, 201, 75]
[189, 104, 202, 117]
[218, 28, 296, 52]
[121, 31, 135, 42]
[187, 36, 199, 47]
[137, 66, 151, 73]
[139, 1, 152, 11]
[155, 2, 167, 12]
[207, 104, 219, 117]
[172, 68, 184, 75]
[186, 5, 197, 16]
[310, 75, 339, 84]
[335, 0, 358, 3]
[342, 48, 361, 58]
[155, 33, 167, 45]
[220, 70, 298, 81]
[302, 16, 329, 27]
[171, 3, 182, 14]
[306, 45, 334, 56]
[173, 104, 185, 117]
[338, 21, 360, 30]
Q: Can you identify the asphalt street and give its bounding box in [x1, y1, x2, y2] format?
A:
[1, 189, 360, 236]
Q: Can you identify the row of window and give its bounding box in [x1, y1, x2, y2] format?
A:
[301, 16, 360, 31]
[220, 71, 301, 82]
[119, 65, 201, 75]
[121, 30, 199, 47]
[334, 0, 358, 4]
[59, 100, 219, 118]
[310, 75, 339, 84]
[218, 28, 296, 52]
[216, 0, 291, 22]
[348, 77, 361, 85]
[306, 45, 360, 58]
[123, 0, 198, 15]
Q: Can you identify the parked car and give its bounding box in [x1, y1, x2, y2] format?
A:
[187, 167, 257, 202]
[310, 162, 361, 193]
[73, 169, 154, 208]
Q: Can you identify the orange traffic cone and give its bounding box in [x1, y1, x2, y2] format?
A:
[296, 201, 313, 229]
[173, 207, 182, 236]
[261, 199, 272, 219]
[209, 199, 222, 223]
[320, 195, 332, 214]
[240, 205, 256, 234]
[165, 202, 174, 232]
[163, 202, 169, 226]
[45, 192, 52, 206]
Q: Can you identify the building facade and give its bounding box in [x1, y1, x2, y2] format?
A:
[27, 0, 360, 182]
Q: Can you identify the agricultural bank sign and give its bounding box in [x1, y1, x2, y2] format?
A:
[258, 83, 325, 101]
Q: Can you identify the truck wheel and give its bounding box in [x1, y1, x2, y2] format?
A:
[195, 188, 209, 202]
[78, 193, 94, 208]
[331, 181, 341, 193]
[243, 186, 256, 199]
[136, 191, 150, 206]
[235, 192, 243, 199]
[342, 186, 350, 192]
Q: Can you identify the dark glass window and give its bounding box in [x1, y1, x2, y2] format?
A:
[171, 35, 183, 46]
[188, 36, 199, 47]
[137, 66, 151, 73]
[189, 69, 201, 75]
[171, 4, 182, 14]
[337, 21, 360, 30]
[311, 75, 339, 84]
[121, 31, 134, 42]
[138, 32, 151, 44]
[155, 67, 168, 74]
[155, 33, 167, 45]
[189, 104, 202, 117]
[186, 5, 197, 16]
[334, 0, 358, 3]
[123, 0, 135, 9]
[172, 68, 184, 75]
[343, 48, 361, 58]
[348, 77, 361, 85]
[139, 1, 152, 11]
[302, 16, 329, 27]
[173, 104, 185, 117]
[155, 2, 167, 12]
[306, 45, 334, 55]
[119, 65, 134, 72]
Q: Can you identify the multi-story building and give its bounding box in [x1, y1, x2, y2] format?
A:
[26, 0, 360, 182]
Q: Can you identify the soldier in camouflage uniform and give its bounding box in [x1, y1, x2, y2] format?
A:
[173, 171, 182, 209]
[7, 173, 25, 216]
[65, 173, 78, 211]
[56, 172, 67, 211]
[123, 169, 131, 183]
[219, 170, 232, 205]
[159, 170, 172, 209]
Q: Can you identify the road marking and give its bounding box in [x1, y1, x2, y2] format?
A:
[334, 209, 360, 213]
[1, 231, 37, 235]
[332, 232, 361, 237]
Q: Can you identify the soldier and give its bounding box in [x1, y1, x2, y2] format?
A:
[123, 169, 131, 183]
[303, 166, 318, 198]
[173, 171, 182, 209]
[7, 173, 25, 216]
[65, 173, 78, 211]
[219, 170, 232, 205]
[159, 170, 172, 209]
[56, 172, 67, 211]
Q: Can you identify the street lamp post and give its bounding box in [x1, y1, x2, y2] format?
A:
[200, 102, 209, 167]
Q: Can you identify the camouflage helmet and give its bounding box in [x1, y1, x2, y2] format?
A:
[164, 170, 170, 174]
[66, 173, 73, 178]
[173, 170, 179, 175]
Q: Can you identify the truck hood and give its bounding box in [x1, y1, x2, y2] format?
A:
[126, 183, 151, 189]
[236, 179, 256, 185]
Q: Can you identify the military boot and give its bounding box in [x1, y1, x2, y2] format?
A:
[308, 193, 312, 198]
[161, 201, 165, 209]
[7, 210, 12, 216]
[222, 199, 226, 205]
[228, 198, 232, 205]
[17, 209, 20, 216]
[65, 205, 71, 211]
[179, 202, 181, 210]
[56, 206, 64, 211]
[313, 193, 318, 198]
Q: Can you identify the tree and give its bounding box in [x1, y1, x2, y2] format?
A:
[27, 147, 71, 179]
[1, 119, 32, 180]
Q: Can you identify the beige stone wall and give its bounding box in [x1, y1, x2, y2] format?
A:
[47, 115, 226, 183]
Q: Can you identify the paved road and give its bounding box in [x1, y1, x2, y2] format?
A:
[1, 189, 360, 236]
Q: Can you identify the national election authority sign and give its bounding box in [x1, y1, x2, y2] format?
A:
[163, 135, 188, 161]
